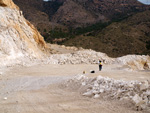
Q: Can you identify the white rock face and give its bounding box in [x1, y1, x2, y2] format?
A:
[116, 55, 150, 70]
[66, 75, 150, 110]
[0, 1, 47, 67]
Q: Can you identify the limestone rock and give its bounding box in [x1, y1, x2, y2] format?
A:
[67, 74, 150, 110]
[0, 0, 48, 67]
[132, 94, 144, 105]
[0, 0, 18, 9]
[140, 81, 149, 91]
[82, 91, 93, 97]
[116, 55, 150, 70]
[3, 97, 7, 100]
[94, 94, 100, 99]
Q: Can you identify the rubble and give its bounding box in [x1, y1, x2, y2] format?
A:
[46, 50, 114, 65]
[42, 49, 150, 70]
[3, 97, 7, 100]
[66, 74, 150, 110]
[116, 55, 150, 70]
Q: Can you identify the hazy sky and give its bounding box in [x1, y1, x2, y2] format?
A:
[43, 0, 51, 1]
[43, 0, 150, 5]
[138, 0, 150, 5]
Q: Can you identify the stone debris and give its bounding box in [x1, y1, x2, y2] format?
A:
[1, 48, 149, 72]
[42, 49, 150, 70]
[3, 97, 7, 100]
[66, 74, 150, 110]
[46, 50, 115, 65]
[116, 55, 150, 70]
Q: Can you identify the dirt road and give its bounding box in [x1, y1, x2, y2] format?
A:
[0, 64, 150, 113]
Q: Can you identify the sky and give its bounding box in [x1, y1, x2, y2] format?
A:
[43, 0, 51, 1]
[138, 0, 150, 5]
[43, 0, 150, 5]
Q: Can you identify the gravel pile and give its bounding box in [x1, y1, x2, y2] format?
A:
[46, 50, 114, 64]
[1, 48, 150, 71]
[45, 49, 150, 70]
[66, 75, 150, 111]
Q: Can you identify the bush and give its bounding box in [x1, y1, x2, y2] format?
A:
[146, 40, 150, 49]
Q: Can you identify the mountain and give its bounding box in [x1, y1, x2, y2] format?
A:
[48, 0, 106, 28]
[14, 0, 150, 28]
[13, 0, 65, 35]
[44, 0, 150, 27]
[12, 0, 150, 57]
[63, 10, 150, 57]
[0, 0, 48, 66]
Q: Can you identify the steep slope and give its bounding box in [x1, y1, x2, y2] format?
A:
[13, 0, 63, 35]
[12, 0, 150, 57]
[0, 0, 48, 66]
[63, 10, 150, 57]
[13, 0, 45, 24]
[0, 0, 18, 9]
[72, 0, 150, 19]
[96, 10, 150, 57]
[43, 0, 66, 19]
[47, 0, 150, 27]
[14, 0, 150, 28]
[50, 0, 106, 27]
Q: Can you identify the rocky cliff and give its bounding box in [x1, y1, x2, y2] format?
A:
[0, 0, 48, 67]
[0, 0, 18, 9]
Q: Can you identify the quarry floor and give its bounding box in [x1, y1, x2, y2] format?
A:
[0, 64, 150, 113]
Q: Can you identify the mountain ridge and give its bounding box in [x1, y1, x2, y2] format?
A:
[63, 10, 150, 57]
[12, 0, 150, 57]
[13, 0, 150, 28]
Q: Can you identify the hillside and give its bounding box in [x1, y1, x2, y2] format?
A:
[50, 0, 106, 28]
[0, 0, 48, 67]
[1, 1, 150, 113]
[13, 0, 46, 25]
[63, 10, 150, 57]
[12, 0, 150, 57]
[13, 0, 150, 28]
[50, 0, 150, 27]
[13, 0, 64, 35]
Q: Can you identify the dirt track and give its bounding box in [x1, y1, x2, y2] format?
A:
[0, 64, 150, 113]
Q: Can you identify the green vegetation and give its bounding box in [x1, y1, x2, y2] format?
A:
[74, 22, 110, 36]
[43, 12, 134, 44]
[146, 40, 150, 50]
[43, 14, 134, 44]
[43, 22, 110, 43]
[43, 10, 150, 57]
[49, 28, 69, 39]
[44, 29, 47, 32]
[63, 10, 150, 57]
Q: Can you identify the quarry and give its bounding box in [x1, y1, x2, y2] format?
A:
[0, 0, 150, 113]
